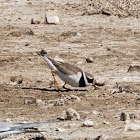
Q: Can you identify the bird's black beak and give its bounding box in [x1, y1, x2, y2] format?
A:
[36, 50, 47, 56]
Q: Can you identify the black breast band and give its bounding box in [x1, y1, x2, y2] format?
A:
[79, 72, 86, 87]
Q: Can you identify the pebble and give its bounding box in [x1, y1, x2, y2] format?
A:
[56, 127, 65, 132]
[10, 75, 23, 85]
[77, 32, 82, 36]
[77, 61, 83, 65]
[54, 99, 65, 106]
[128, 64, 140, 72]
[24, 99, 35, 105]
[120, 112, 128, 121]
[69, 95, 81, 102]
[48, 99, 64, 106]
[36, 99, 44, 106]
[95, 78, 105, 86]
[124, 121, 140, 131]
[45, 10, 59, 24]
[83, 120, 94, 127]
[95, 135, 111, 140]
[31, 17, 41, 24]
[86, 57, 93, 63]
[58, 108, 80, 121]
[92, 110, 99, 115]
[102, 121, 110, 125]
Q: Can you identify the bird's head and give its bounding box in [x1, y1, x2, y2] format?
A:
[36, 50, 47, 56]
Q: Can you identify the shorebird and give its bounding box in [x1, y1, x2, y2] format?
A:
[0, 121, 54, 139]
[37, 50, 95, 89]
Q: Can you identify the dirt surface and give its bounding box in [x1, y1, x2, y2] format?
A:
[0, 0, 140, 139]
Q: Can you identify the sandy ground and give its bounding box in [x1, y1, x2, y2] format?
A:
[0, 0, 140, 139]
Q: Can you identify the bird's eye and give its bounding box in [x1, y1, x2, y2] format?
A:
[87, 77, 93, 83]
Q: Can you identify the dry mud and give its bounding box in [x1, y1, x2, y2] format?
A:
[0, 0, 140, 139]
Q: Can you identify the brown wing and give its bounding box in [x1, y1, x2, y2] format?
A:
[50, 59, 82, 75]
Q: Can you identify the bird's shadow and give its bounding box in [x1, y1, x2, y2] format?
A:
[17, 87, 87, 92]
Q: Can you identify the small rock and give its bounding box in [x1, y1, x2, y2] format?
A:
[111, 89, 117, 94]
[25, 99, 35, 105]
[124, 121, 140, 131]
[31, 17, 41, 24]
[54, 99, 64, 106]
[69, 95, 81, 102]
[36, 99, 44, 106]
[63, 95, 71, 101]
[120, 112, 128, 121]
[86, 57, 93, 63]
[92, 110, 99, 115]
[25, 43, 30, 46]
[58, 108, 80, 121]
[77, 61, 83, 65]
[56, 127, 65, 132]
[24, 29, 34, 36]
[83, 120, 94, 127]
[129, 114, 137, 120]
[115, 102, 119, 105]
[45, 10, 59, 24]
[29, 135, 46, 140]
[77, 32, 82, 36]
[48, 99, 64, 106]
[10, 75, 23, 85]
[95, 135, 111, 140]
[111, 83, 123, 94]
[95, 78, 105, 86]
[128, 65, 140, 72]
[65, 108, 80, 120]
[102, 121, 110, 125]
[101, 10, 111, 16]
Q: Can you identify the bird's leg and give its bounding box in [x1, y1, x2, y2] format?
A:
[51, 69, 59, 89]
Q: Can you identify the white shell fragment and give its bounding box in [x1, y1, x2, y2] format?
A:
[56, 127, 65, 132]
[83, 120, 94, 127]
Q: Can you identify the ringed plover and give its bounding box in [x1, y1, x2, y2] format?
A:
[37, 50, 95, 89]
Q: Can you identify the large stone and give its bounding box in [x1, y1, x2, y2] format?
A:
[58, 108, 80, 121]
[128, 65, 140, 72]
[45, 10, 59, 24]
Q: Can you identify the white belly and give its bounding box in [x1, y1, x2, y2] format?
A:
[41, 56, 81, 87]
[56, 71, 81, 87]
